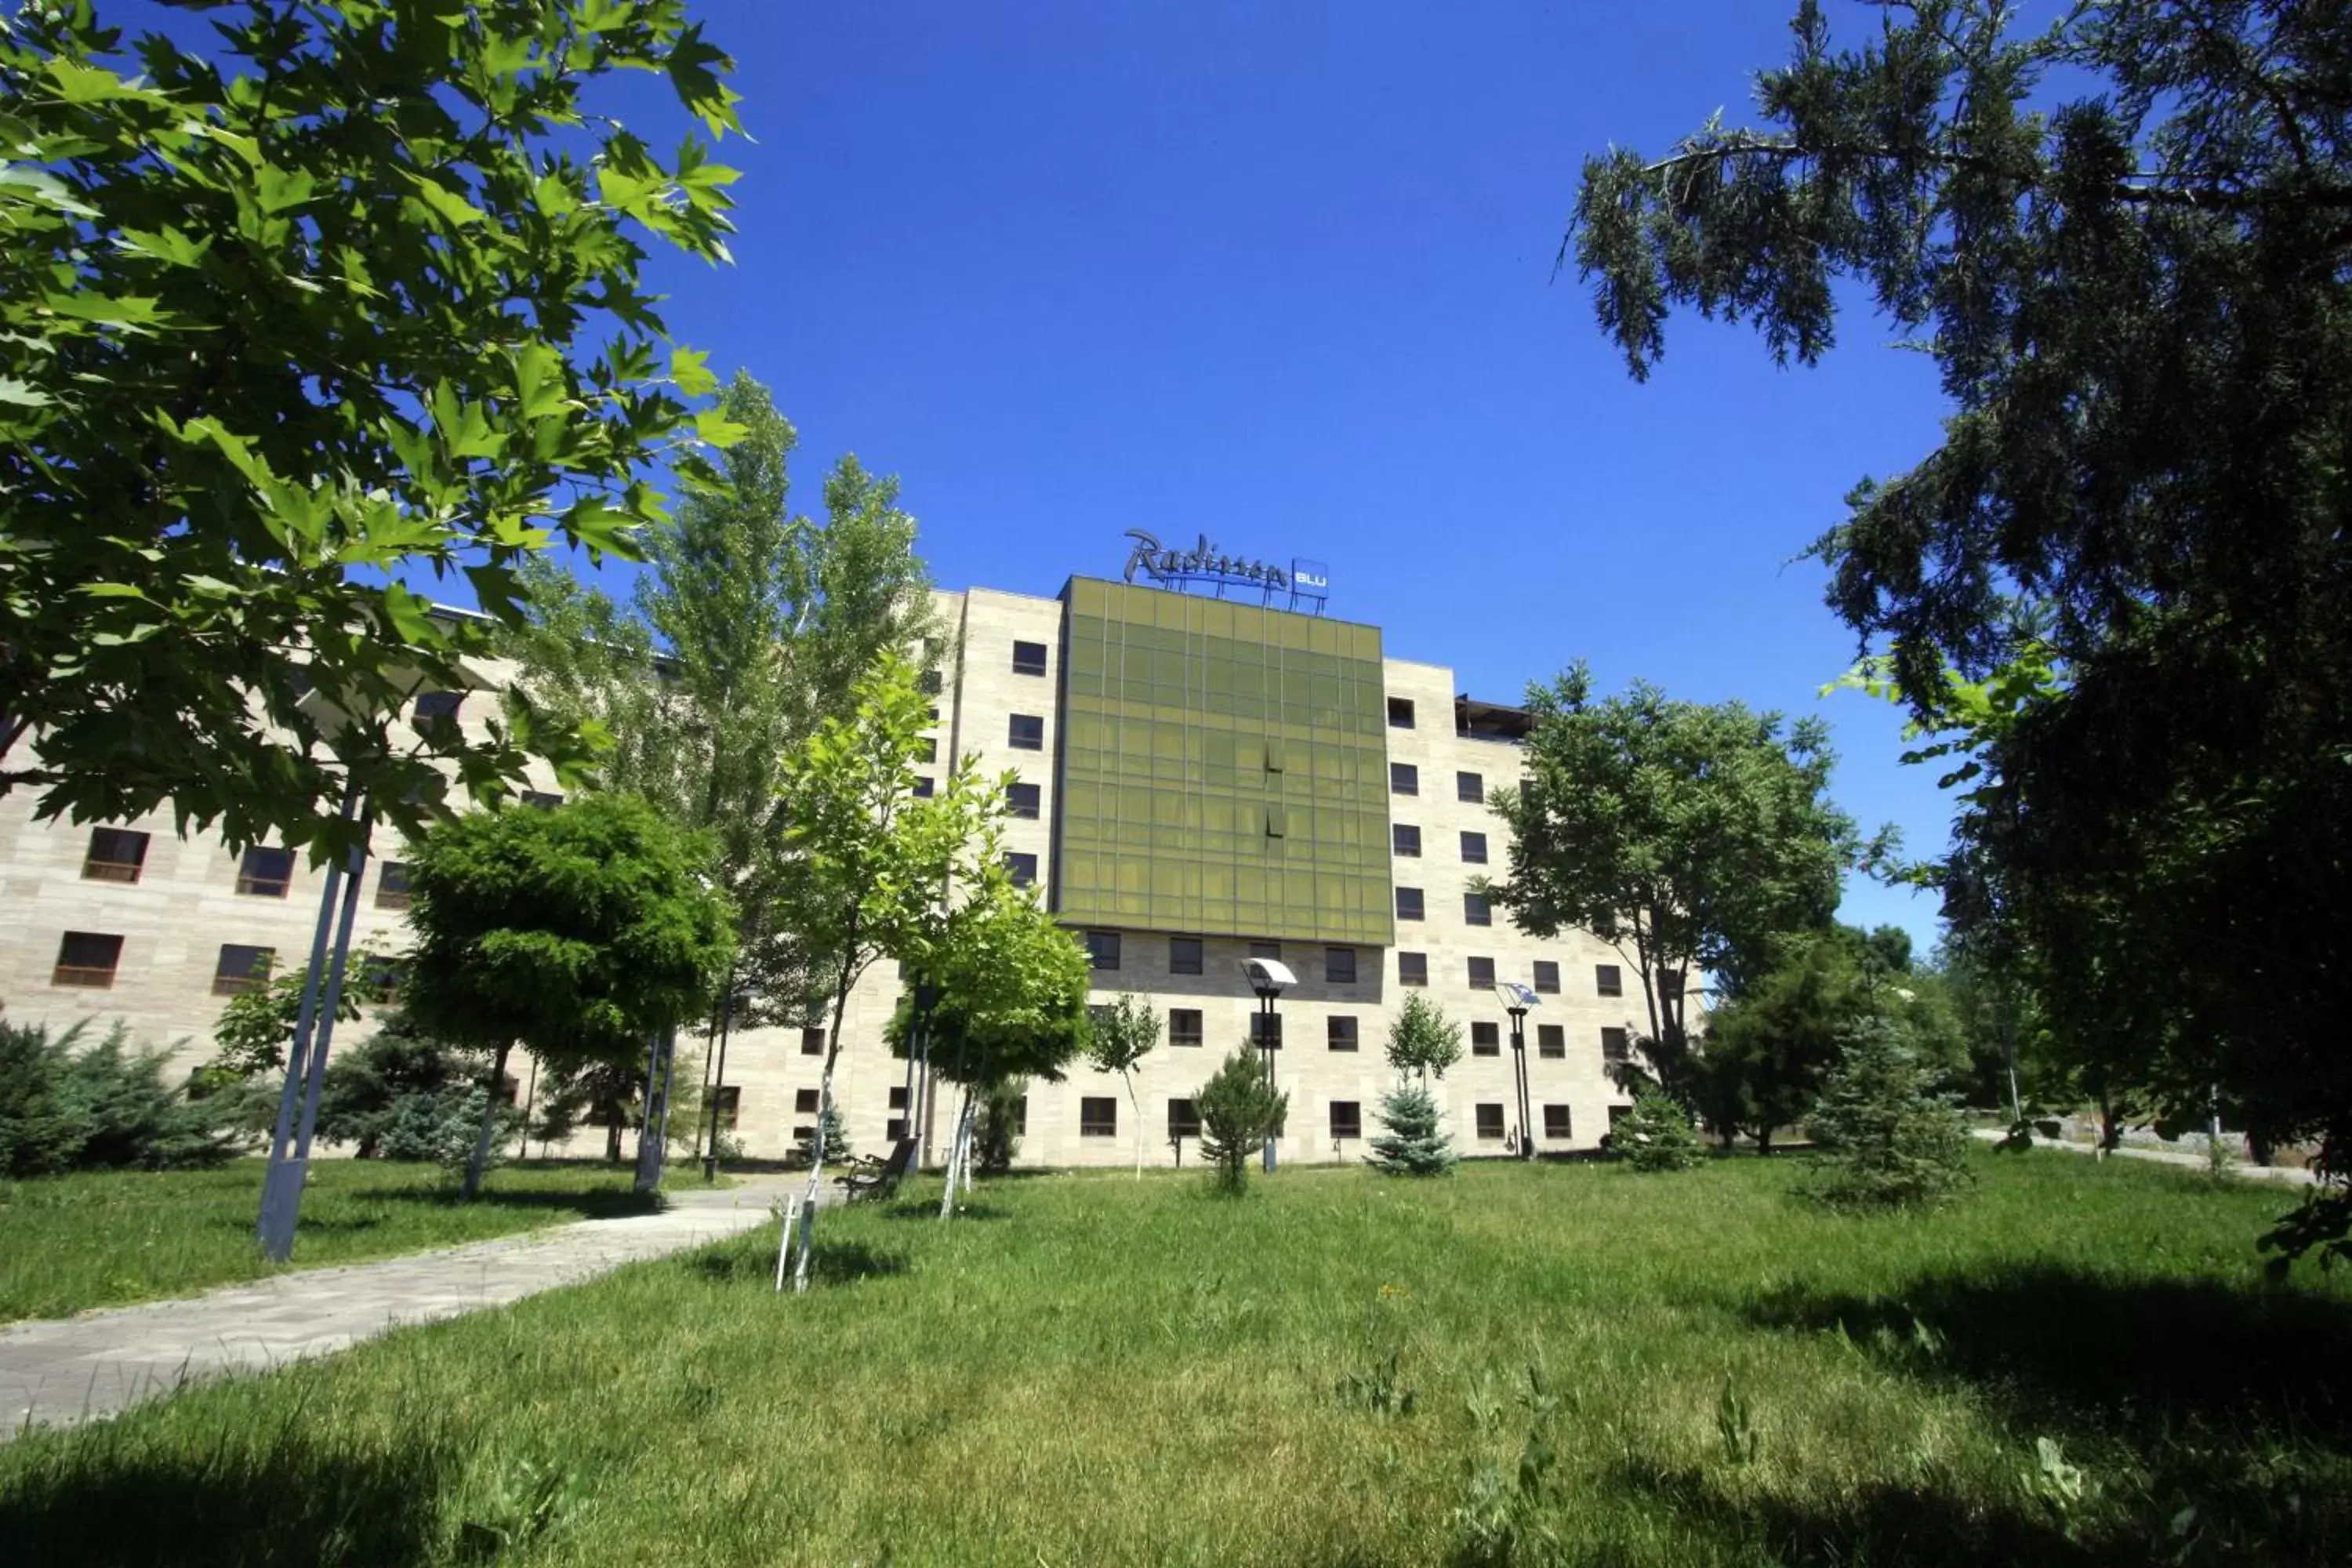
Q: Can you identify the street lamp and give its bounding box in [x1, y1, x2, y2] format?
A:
[1242, 956, 1295, 1172]
[1495, 981, 1541, 1161]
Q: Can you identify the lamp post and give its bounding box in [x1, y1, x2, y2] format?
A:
[1243, 957, 1295, 1173]
[1495, 982, 1540, 1162]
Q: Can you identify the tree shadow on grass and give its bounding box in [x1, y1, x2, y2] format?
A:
[689, 1237, 909, 1287]
[878, 1198, 1006, 1222]
[353, 1185, 663, 1221]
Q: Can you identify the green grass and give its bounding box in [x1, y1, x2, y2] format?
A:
[0, 1158, 701, 1322]
[4, 1152, 2349, 1566]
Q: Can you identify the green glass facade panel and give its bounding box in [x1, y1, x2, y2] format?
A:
[1053, 577, 1394, 945]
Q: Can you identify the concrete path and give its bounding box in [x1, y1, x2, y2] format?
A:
[1972, 1127, 2321, 1185]
[1, 1175, 808, 1443]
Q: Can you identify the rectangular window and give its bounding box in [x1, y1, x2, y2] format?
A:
[1325, 947, 1357, 985]
[1249, 1011, 1283, 1049]
[1012, 640, 1048, 677]
[82, 827, 151, 884]
[795, 1088, 819, 1114]
[886, 1117, 908, 1142]
[1169, 1007, 1204, 1047]
[1543, 1104, 1571, 1141]
[1595, 964, 1624, 997]
[1329, 1101, 1363, 1140]
[800, 1027, 827, 1056]
[1169, 936, 1204, 975]
[1537, 1023, 1566, 1058]
[1457, 770, 1485, 804]
[1168, 1098, 1202, 1139]
[53, 931, 124, 989]
[1008, 714, 1044, 751]
[1390, 762, 1418, 796]
[918, 737, 938, 764]
[918, 668, 943, 696]
[376, 860, 414, 910]
[714, 1087, 741, 1130]
[1472, 1021, 1501, 1055]
[1475, 1103, 1506, 1141]
[1396, 887, 1424, 921]
[1087, 931, 1121, 970]
[521, 790, 564, 811]
[1392, 823, 1421, 857]
[1464, 891, 1492, 927]
[236, 846, 296, 898]
[413, 690, 463, 724]
[1327, 1015, 1359, 1051]
[1080, 1097, 1117, 1138]
[1398, 951, 1428, 987]
[1388, 696, 1415, 728]
[1468, 956, 1496, 989]
[888, 1087, 908, 1109]
[1533, 960, 1560, 994]
[1008, 782, 1041, 819]
[1250, 940, 1281, 960]
[212, 943, 274, 996]
[1008, 1096, 1029, 1135]
[912, 775, 935, 799]
[1460, 831, 1488, 865]
[1602, 1026, 1632, 1063]
[1005, 852, 1037, 887]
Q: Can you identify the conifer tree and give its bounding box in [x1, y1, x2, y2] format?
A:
[1613, 1088, 1703, 1173]
[1367, 1082, 1456, 1177]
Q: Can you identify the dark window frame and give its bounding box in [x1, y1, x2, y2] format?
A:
[1080, 1096, 1119, 1138]
[1324, 947, 1357, 985]
[1537, 1022, 1566, 1058]
[1170, 936, 1204, 975]
[1471, 1020, 1501, 1056]
[52, 931, 124, 989]
[1329, 1101, 1364, 1140]
[1395, 887, 1425, 921]
[212, 943, 274, 997]
[1169, 1007, 1204, 1047]
[82, 827, 151, 884]
[1007, 781, 1042, 820]
[1467, 956, 1496, 989]
[1389, 762, 1418, 796]
[1398, 951, 1429, 987]
[1008, 713, 1045, 751]
[1475, 1103, 1506, 1141]
[1387, 697, 1415, 729]
[1543, 1104, 1571, 1141]
[1327, 1015, 1359, 1051]
[1460, 830, 1488, 865]
[1595, 964, 1624, 998]
[1087, 931, 1122, 971]
[1463, 891, 1492, 927]
[1011, 640, 1048, 677]
[1532, 960, 1560, 995]
[1392, 823, 1421, 857]
[1456, 770, 1485, 804]
[1004, 851, 1038, 887]
[236, 846, 296, 898]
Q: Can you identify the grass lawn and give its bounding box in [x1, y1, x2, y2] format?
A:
[0, 1158, 700, 1323]
[4, 1151, 2349, 1566]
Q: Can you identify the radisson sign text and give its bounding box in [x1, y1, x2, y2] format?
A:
[1120, 530, 1330, 615]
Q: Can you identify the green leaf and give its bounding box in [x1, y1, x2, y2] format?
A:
[670, 347, 717, 397]
[404, 169, 487, 227]
[0, 376, 53, 408]
[255, 163, 317, 214]
[78, 582, 150, 600]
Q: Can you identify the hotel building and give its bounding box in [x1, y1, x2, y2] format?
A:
[0, 566, 1644, 1167]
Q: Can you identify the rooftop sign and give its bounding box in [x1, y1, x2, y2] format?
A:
[1120, 530, 1330, 615]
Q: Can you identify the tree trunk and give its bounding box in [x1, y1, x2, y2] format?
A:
[702, 986, 736, 1180]
[689, 1004, 720, 1161]
[939, 1086, 976, 1219]
[462, 1040, 513, 1200]
[1127, 1075, 1145, 1178]
[789, 950, 860, 1293]
[1756, 1127, 1773, 1156]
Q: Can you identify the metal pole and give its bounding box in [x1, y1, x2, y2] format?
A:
[1260, 994, 1278, 1174]
[290, 810, 373, 1166]
[257, 785, 359, 1252]
[702, 985, 735, 1181]
[633, 1030, 665, 1193]
[1511, 1013, 1534, 1160]
[521, 1053, 539, 1161]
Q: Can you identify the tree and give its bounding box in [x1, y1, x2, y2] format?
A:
[310, 1011, 485, 1159]
[797, 1102, 852, 1172]
[1367, 1083, 1456, 1177]
[1085, 994, 1162, 1178]
[1384, 993, 1465, 1087]
[399, 794, 734, 1198]
[1195, 1048, 1287, 1193]
[0, 0, 743, 861]
[1570, 2, 2352, 1257]
[1490, 666, 1855, 1094]
[194, 954, 375, 1096]
[1806, 1018, 1976, 1210]
[972, 1079, 1029, 1176]
[1612, 1089, 1703, 1174]
[0, 1019, 237, 1177]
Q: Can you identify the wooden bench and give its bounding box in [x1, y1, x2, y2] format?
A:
[833, 1136, 919, 1202]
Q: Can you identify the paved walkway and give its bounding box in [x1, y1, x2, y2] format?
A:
[1, 1175, 807, 1442]
[1972, 1127, 2321, 1185]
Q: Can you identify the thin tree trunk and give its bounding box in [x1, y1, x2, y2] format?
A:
[463, 1040, 513, 1200]
[939, 1085, 975, 1219]
[789, 942, 861, 1294]
[690, 1004, 720, 1161]
[1127, 1074, 1145, 1178]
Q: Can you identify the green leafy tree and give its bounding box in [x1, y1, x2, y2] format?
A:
[0, 0, 743, 860]
[192, 954, 376, 1098]
[312, 1012, 486, 1159]
[1490, 666, 1855, 1095]
[1613, 1088, 1703, 1174]
[1195, 1047, 1287, 1194]
[1569, 2, 2352, 1256]
[1384, 992, 1465, 1087]
[1367, 1083, 1456, 1177]
[1084, 994, 1162, 1178]
[400, 794, 734, 1199]
[529, 1057, 642, 1163]
[972, 1079, 1029, 1176]
[1805, 1018, 1976, 1210]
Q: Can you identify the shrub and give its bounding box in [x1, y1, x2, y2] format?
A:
[1196, 1047, 1287, 1192]
[974, 1078, 1027, 1174]
[1367, 1082, 1456, 1176]
[1806, 1018, 1976, 1209]
[314, 1014, 488, 1158]
[797, 1101, 854, 1169]
[380, 1086, 517, 1181]
[0, 1018, 238, 1177]
[1613, 1088, 1704, 1172]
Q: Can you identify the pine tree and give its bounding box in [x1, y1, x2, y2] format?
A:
[1806, 1018, 1973, 1209]
[797, 1101, 853, 1171]
[1196, 1048, 1286, 1193]
[1613, 1088, 1703, 1173]
[1367, 1083, 1456, 1177]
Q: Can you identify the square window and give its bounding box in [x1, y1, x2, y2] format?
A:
[53, 931, 123, 989]
[1543, 1104, 1572, 1141]
[1249, 1011, 1283, 1049]
[1170, 937, 1204, 975]
[913, 775, 935, 799]
[1396, 887, 1425, 921]
[1327, 1015, 1359, 1051]
[1087, 931, 1122, 971]
[212, 943, 274, 996]
[521, 790, 564, 811]
[413, 690, 463, 724]
[1392, 824, 1421, 857]
[792, 1124, 815, 1146]
[1168, 1098, 1202, 1139]
[1250, 941, 1281, 960]
[889, 1086, 908, 1109]
[1390, 762, 1418, 796]
[82, 827, 150, 884]
[1537, 1023, 1566, 1058]
[919, 668, 943, 696]
[1008, 782, 1041, 819]
[1460, 831, 1488, 865]
[1170, 1008, 1204, 1047]
[1468, 956, 1496, 988]
[1456, 771, 1485, 804]
[919, 738, 938, 764]
[1325, 947, 1357, 985]
[1472, 1020, 1501, 1055]
[1533, 960, 1560, 994]
[1388, 697, 1415, 728]
[1008, 713, 1045, 751]
[375, 860, 414, 910]
[714, 1087, 741, 1130]
[1080, 1096, 1118, 1137]
[1475, 1103, 1506, 1141]
[1595, 964, 1624, 998]
[800, 1027, 828, 1056]
[236, 846, 295, 898]
[1464, 892, 1491, 927]
[1012, 640, 1048, 677]
[1398, 952, 1428, 987]
[1602, 1026, 1632, 1063]
[1005, 852, 1037, 887]
[885, 1116, 908, 1142]
[1329, 1101, 1363, 1140]
[795, 1088, 820, 1114]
